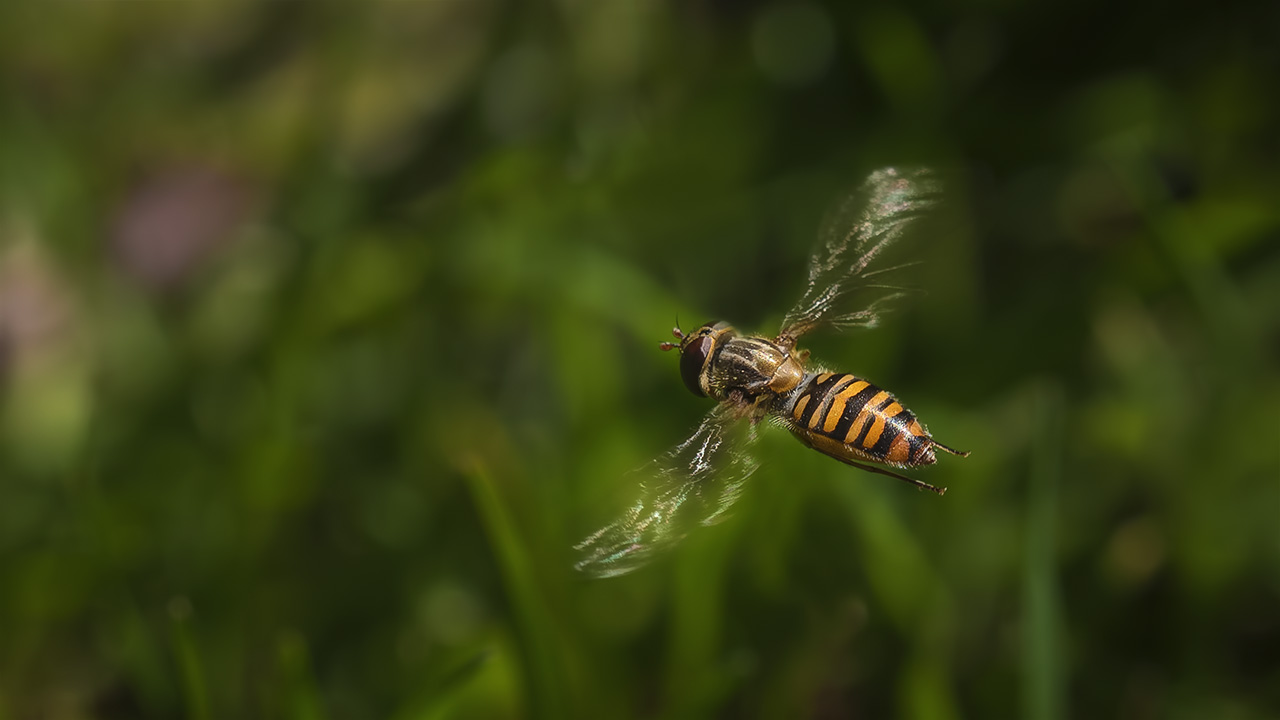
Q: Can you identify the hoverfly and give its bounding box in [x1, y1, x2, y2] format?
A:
[575, 168, 969, 577]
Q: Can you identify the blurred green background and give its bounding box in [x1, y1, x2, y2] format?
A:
[1, 1, 1278, 718]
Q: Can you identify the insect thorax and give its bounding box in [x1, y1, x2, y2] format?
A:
[706, 335, 804, 401]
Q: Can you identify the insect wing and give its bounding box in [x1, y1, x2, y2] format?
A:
[574, 405, 760, 578]
[778, 167, 941, 343]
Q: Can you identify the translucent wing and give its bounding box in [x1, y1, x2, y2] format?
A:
[574, 404, 760, 578]
[777, 167, 941, 345]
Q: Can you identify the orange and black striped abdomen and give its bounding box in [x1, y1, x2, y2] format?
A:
[788, 372, 936, 467]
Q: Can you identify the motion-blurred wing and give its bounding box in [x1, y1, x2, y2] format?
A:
[778, 167, 941, 344]
[574, 405, 760, 578]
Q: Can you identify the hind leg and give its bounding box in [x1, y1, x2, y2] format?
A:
[930, 439, 970, 458]
[842, 458, 947, 495]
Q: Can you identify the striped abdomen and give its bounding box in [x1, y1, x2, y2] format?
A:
[785, 372, 936, 467]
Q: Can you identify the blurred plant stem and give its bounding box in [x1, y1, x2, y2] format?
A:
[466, 462, 569, 718]
[168, 597, 210, 720]
[1024, 382, 1066, 720]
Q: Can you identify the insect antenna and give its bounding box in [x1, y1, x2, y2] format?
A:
[659, 319, 685, 351]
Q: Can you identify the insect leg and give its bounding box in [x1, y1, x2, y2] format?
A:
[841, 458, 947, 495]
[930, 440, 970, 458]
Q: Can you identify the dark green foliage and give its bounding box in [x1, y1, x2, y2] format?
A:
[0, 1, 1277, 717]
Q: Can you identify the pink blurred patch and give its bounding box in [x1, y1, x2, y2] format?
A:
[0, 242, 76, 375]
[109, 165, 257, 292]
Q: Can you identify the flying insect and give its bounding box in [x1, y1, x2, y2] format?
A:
[575, 168, 969, 577]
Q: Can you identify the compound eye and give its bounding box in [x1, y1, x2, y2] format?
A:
[679, 335, 713, 397]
